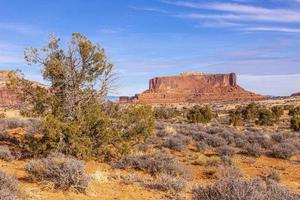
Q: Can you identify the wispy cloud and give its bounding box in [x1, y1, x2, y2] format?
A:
[243, 27, 300, 33]
[164, 1, 300, 22]
[0, 22, 39, 34]
[97, 27, 125, 34]
[129, 6, 169, 14]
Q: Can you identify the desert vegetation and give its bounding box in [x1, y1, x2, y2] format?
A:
[0, 33, 299, 199]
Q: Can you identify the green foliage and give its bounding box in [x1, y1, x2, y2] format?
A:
[153, 106, 181, 120]
[11, 33, 155, 160]
[291, 115, 300, 131]
[289, 106, 300, 116]
[187, 105, 213, 124]
[256, 109, 276, 126]
[271, 106, 284, 121]
[0, 113, 5, 119]
[241, 102, 260, 121]
[229, 111, 243, 126]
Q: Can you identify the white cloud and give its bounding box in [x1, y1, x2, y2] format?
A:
[163, 0, 300, 25]
[0, 22, 38, 34]
[243, 26, 300, 33]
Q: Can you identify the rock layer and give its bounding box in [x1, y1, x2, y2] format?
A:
[0, 71, 21, 106]
[120, 72, 265, 104]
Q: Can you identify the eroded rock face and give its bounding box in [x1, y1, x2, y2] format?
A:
[120, 72, 266, 104]
[0, 71, 21, 106]
[291, 92, 300, 97]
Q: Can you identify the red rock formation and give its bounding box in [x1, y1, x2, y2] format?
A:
[291, 92, 300, 97]
[0, 71, 21, 106]
[120, 72, 265, 104]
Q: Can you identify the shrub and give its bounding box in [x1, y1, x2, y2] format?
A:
[154, 106, 181, 120]
[193, 178, 263, 200]
[243, 143, 262, 158]
[195, 141, 207, 153]
[26, 153, 90, 192]
[269, 142, 297, 159]
[264, 169, 280, 183]
[112, 151, 189, 178]
[205, 135, 227, 147]
[0, 170, 20, 200]
[20, 104, 155, 160]
[163, 134, 191, 151]
[229, 111, 243, 126]
[187, 105, 213, 124]
[0, 118, 26, 130]
[291, 115, 300, 131]
[256, 109, 275, 126]
[145, 174, 186, 192]
[192, 177, 299, 200]
[0, 145, 15, 161]
[216, 145, 236, 157]
[289, 106, 300, 116]
[0, 113, 6, 119]
[242, 102, 260, 120]
[271, 106, 284, 121]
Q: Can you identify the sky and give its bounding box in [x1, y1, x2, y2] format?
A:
[0, 0, 300, 96]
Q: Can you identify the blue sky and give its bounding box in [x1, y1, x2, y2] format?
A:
[0, 0, 300, 96]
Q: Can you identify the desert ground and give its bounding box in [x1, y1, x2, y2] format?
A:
[0, 96, 300, 200]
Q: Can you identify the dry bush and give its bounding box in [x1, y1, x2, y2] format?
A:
[242, 143, 262, 158]
[0, 170, 20, 200]
[26, 153, 90, 192]
[112, 151, 190, 178]
[192, 176, 299, 200]
[163, 134, 191, 151]
[145, 174, 186, 192]
[187, 105, 213, 124]
[154, 106, 181, 120]
[216, 145, 236, 157]
[195, 141, 207, 153]
[0, 145, 15, 161]
[269, 142, 297, 159]
[0, 118, 26, 130]
[205, 135, 227, 148]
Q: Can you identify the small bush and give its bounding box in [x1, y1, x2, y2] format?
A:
[256, 109, 275, 126]
[0, 118, 26, 130]
[289, 106, 300, 116]
[187, 105, 213, 124]
[26, 153, 90, 192]
[291, 115, 300, 131]
[269, 142, 297, 159]
[229, 111, 243, 126]
[145, 174, 186, 192]
[192, 177, 299, 200]
[205, 135, 227, 147]
[0, 170, 20, 200]
[0, 113, 6, 119]
[243, 143, 262, 157]
[264, 169, 280, 183]
[113, 151, 189, 178]
[195, 141, 207, 153]
[0, 145, 15, 161]
[154, 106, 181, 120]
[242, 102, 260, 121]
[216, 145, 236, 157]
[163, 134, 191, 151]
[271, 106, 284, 121]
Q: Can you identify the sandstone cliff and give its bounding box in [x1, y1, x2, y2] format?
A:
[120, 72, 265, 104]
[0, 71, 21, 106]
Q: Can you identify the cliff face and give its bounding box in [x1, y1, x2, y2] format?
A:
[120, 72, 265, 104]
[0, 71, 21, 106]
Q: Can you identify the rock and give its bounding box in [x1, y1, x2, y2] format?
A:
[120, 72, 266, 104]
[0, 70, 47, 106]
[0, 71, 21, 106]
[291, 92, 300, 97]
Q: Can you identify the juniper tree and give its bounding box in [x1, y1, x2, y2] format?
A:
[9, 33, 117, 158]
